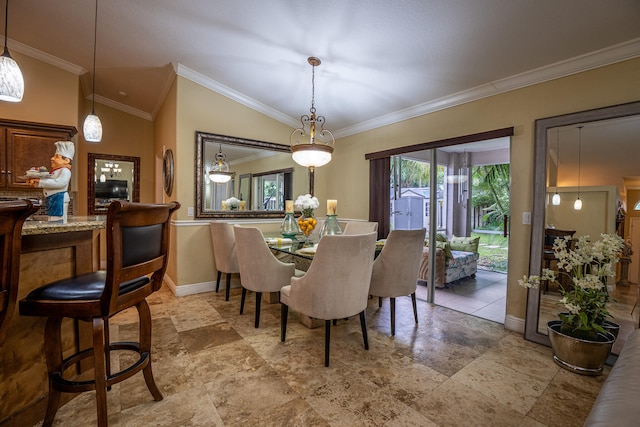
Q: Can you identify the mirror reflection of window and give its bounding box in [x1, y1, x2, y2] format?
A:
[252, 169, 293, 211]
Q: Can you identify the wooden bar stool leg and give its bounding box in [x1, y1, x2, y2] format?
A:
[138, 300, 163, 401]
[92, 317, 109, 427]
[43, 317, 64, 427]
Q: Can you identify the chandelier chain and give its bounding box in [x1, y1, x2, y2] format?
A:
[310, 61, 316, 114]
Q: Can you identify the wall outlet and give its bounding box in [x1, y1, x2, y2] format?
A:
[187, 207, 194, 217]
[522, 211, 531, 225]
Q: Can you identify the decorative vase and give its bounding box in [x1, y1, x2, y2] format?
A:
[320, 214, 342, 237]
[547, 320, 615, 376]
[280, 212, 300, 238]
[297, 211, 317, 244]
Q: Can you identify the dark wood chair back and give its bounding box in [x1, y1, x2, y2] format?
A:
[0, 199, 38, 345]
[101, 200, 180, 316]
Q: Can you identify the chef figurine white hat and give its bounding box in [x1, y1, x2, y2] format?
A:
[54, 141, 75, 160]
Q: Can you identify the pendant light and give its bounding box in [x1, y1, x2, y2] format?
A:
[209, 144, 233, 183]
[552, 129, 561, 205]
[574, 126, 583, 211]
[0, 0, 23, 102]
[290, 57, 335, 168]
[83, 0, 102, 143]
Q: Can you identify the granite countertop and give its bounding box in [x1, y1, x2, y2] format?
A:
[22, 215, 107, 235]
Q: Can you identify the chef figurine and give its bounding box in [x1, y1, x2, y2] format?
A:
[27, 141, 75, 221]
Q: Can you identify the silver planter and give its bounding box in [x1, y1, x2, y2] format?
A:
[547, 320, 615, 376]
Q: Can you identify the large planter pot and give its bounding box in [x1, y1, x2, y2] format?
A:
[547, 320, 615, 376]
[602, 320, 620, 340]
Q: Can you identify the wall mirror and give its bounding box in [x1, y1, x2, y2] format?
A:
[195, 131, 299, 218]
[525, 100, 640, 355]
[87, 153, 140, 215]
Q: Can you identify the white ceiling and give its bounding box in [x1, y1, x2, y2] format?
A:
[6, 0, 640, 137]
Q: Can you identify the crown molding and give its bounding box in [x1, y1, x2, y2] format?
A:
[333, 38, 640, 139]
[174, 63, 300, 128]
[87, 94, 153, 121]
[10, 38, 86, 75]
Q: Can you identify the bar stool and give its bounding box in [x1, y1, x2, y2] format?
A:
[0, 199, 38, 346]
[19, 201, 180, 427]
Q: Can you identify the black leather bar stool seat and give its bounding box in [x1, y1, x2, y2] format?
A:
[20, 201, 180, 427]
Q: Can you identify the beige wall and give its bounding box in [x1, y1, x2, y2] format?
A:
[169, 77, 294, 289]
[546, 186, 617, 237]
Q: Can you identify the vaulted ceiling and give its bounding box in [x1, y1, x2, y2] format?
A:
[7, 0, 640, 138]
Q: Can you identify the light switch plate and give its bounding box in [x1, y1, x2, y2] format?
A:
[522, 211, 531, 225]
[187, 207, 194, 217]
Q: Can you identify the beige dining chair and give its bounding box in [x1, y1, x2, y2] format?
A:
[210, 222, 240, 301]
[234, 226, 304, 328]
[280, 232, 377, 366]
[342, 221, 378, 235]
[369, 228, 426, 336]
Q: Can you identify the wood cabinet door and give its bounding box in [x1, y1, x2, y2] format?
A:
[6, 128, 74, 188]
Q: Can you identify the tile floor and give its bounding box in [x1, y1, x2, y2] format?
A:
[426, 269, 507, 324]
[39, 283, 609, 427]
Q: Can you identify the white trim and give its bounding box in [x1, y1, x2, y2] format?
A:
[172, 218, 282, 227]
[165, 277, 241, 297]
[334, 38, 640, 139]
[504, 314, 525, 334]
[89, 94, 153, 121]
[174, 63, 300, 128]
[10, 39, 86, 75]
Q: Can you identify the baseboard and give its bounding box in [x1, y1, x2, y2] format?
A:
[163, 274, 240, 297]
[504, 314, 525, 333]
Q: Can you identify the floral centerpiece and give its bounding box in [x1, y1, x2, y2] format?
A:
[519, 233, 625, 340]
[294, 194, 319, 238]
[224, 197, 240, 211]
[294, 194, 319, 217]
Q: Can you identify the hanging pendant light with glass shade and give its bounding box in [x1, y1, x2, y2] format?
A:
[0, 0, 23, 102]
[290, 57, 335, 168]
[209, 144, 233, 183]
[552, 129, 561, 206]
[574, 126, 583, 211]
[83, 0, 102, 143]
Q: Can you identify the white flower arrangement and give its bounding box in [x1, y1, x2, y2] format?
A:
[224, 197, 240, 210]
[294, 194, 319, 217]
[518, 233, 625, 340]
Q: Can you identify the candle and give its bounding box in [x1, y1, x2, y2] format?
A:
[240, 201, 246, 211]
[327, 199, 337, 215]
[221, 201, 227, 210]
[285, 200, 294, 213]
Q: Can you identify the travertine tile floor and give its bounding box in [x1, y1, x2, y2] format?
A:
[41, 284, 609, 426]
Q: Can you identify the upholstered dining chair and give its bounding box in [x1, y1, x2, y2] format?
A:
[0, 199, 38, 346]
[368, 228, 426, 336]
[234, 226, 304, 328]
[280, 232, 377, 366]
[210, 221, 240, 301]
[342, 221, 378, 235]
[19, 201, 180, 427]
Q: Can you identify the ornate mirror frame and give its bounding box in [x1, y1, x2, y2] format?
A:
[525, 100, 640, 345]
[87, 153, 141, 215]
[195, 131, 292, 219]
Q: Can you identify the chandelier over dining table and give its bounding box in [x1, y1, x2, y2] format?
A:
[290, 57, 335, 169]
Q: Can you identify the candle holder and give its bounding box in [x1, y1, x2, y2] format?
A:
[280, 212, 300, 238]
[320, 215, 342, 237]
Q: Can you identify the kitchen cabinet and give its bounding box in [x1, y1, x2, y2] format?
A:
[0, 119, 77, 189]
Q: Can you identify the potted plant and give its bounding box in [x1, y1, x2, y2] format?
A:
[519, 233, 625, 375]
